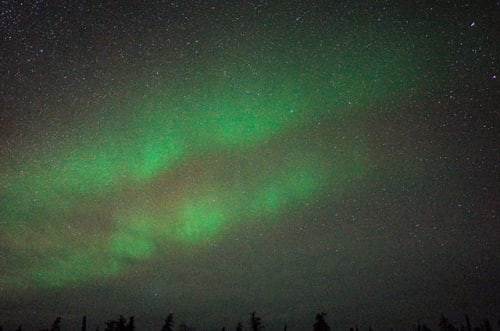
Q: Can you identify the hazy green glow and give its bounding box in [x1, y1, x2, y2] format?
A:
[248, 165, 323, 216]
[177, 196, 227, 242]
[30, 248, 120, 287]
[111, 217, 157, 260]
[0, 24, 422, 288]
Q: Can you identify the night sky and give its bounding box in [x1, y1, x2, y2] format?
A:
[1, 1, 499, 330]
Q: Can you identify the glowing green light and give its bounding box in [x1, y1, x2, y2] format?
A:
[0, 20, 427, 289]
[110, 217, 157, 260]
[177, 197, 227, 242]
[30, 249, 120, 287]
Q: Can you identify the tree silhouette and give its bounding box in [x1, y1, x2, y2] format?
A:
[50, 317, 62, 331]
[118, 315, 127, 331]
[162, 313, 175, 331]
[3, 310, 496, 331]
[439, 315, 449, 331]
[126, 316, 135, 331]
[249, 311, 264, 331]
[483, 320, 492, 331]
[440, 314, 457, 331]
[82, 316, 87, 331]
[105, 320, 117, 331]
[422, 324, 432, 331]
[313, 312, 330, 331]
[102, 315, 134, 331]
[465, 315, 472, 331]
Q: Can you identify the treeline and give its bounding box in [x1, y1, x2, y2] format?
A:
[1, 312, 499, 331]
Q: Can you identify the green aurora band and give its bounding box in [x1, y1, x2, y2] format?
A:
[1, 26, 423, 288]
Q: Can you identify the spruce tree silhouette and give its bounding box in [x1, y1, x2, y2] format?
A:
[117, 315, 127, 331]
[483, 320, 492, 331]
[422, 324, 432, 331]
[50, 317, 62, 331]
[465, 315, 472, 331]
[105, 320, 117, 331]
[249, 311, 264, 331]
[126, 316, 135, 331]
[236, 322, 243, 331]
[104, 315, 131, 331]
[161, 313, 175, 331]
[439, 314, 449, 331]
[439, 314, 458, 331]
[313, 312, 330, 331]
[82, 316, 87, 331]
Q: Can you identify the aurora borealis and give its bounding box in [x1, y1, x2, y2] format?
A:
[1, 1, 499, 330]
